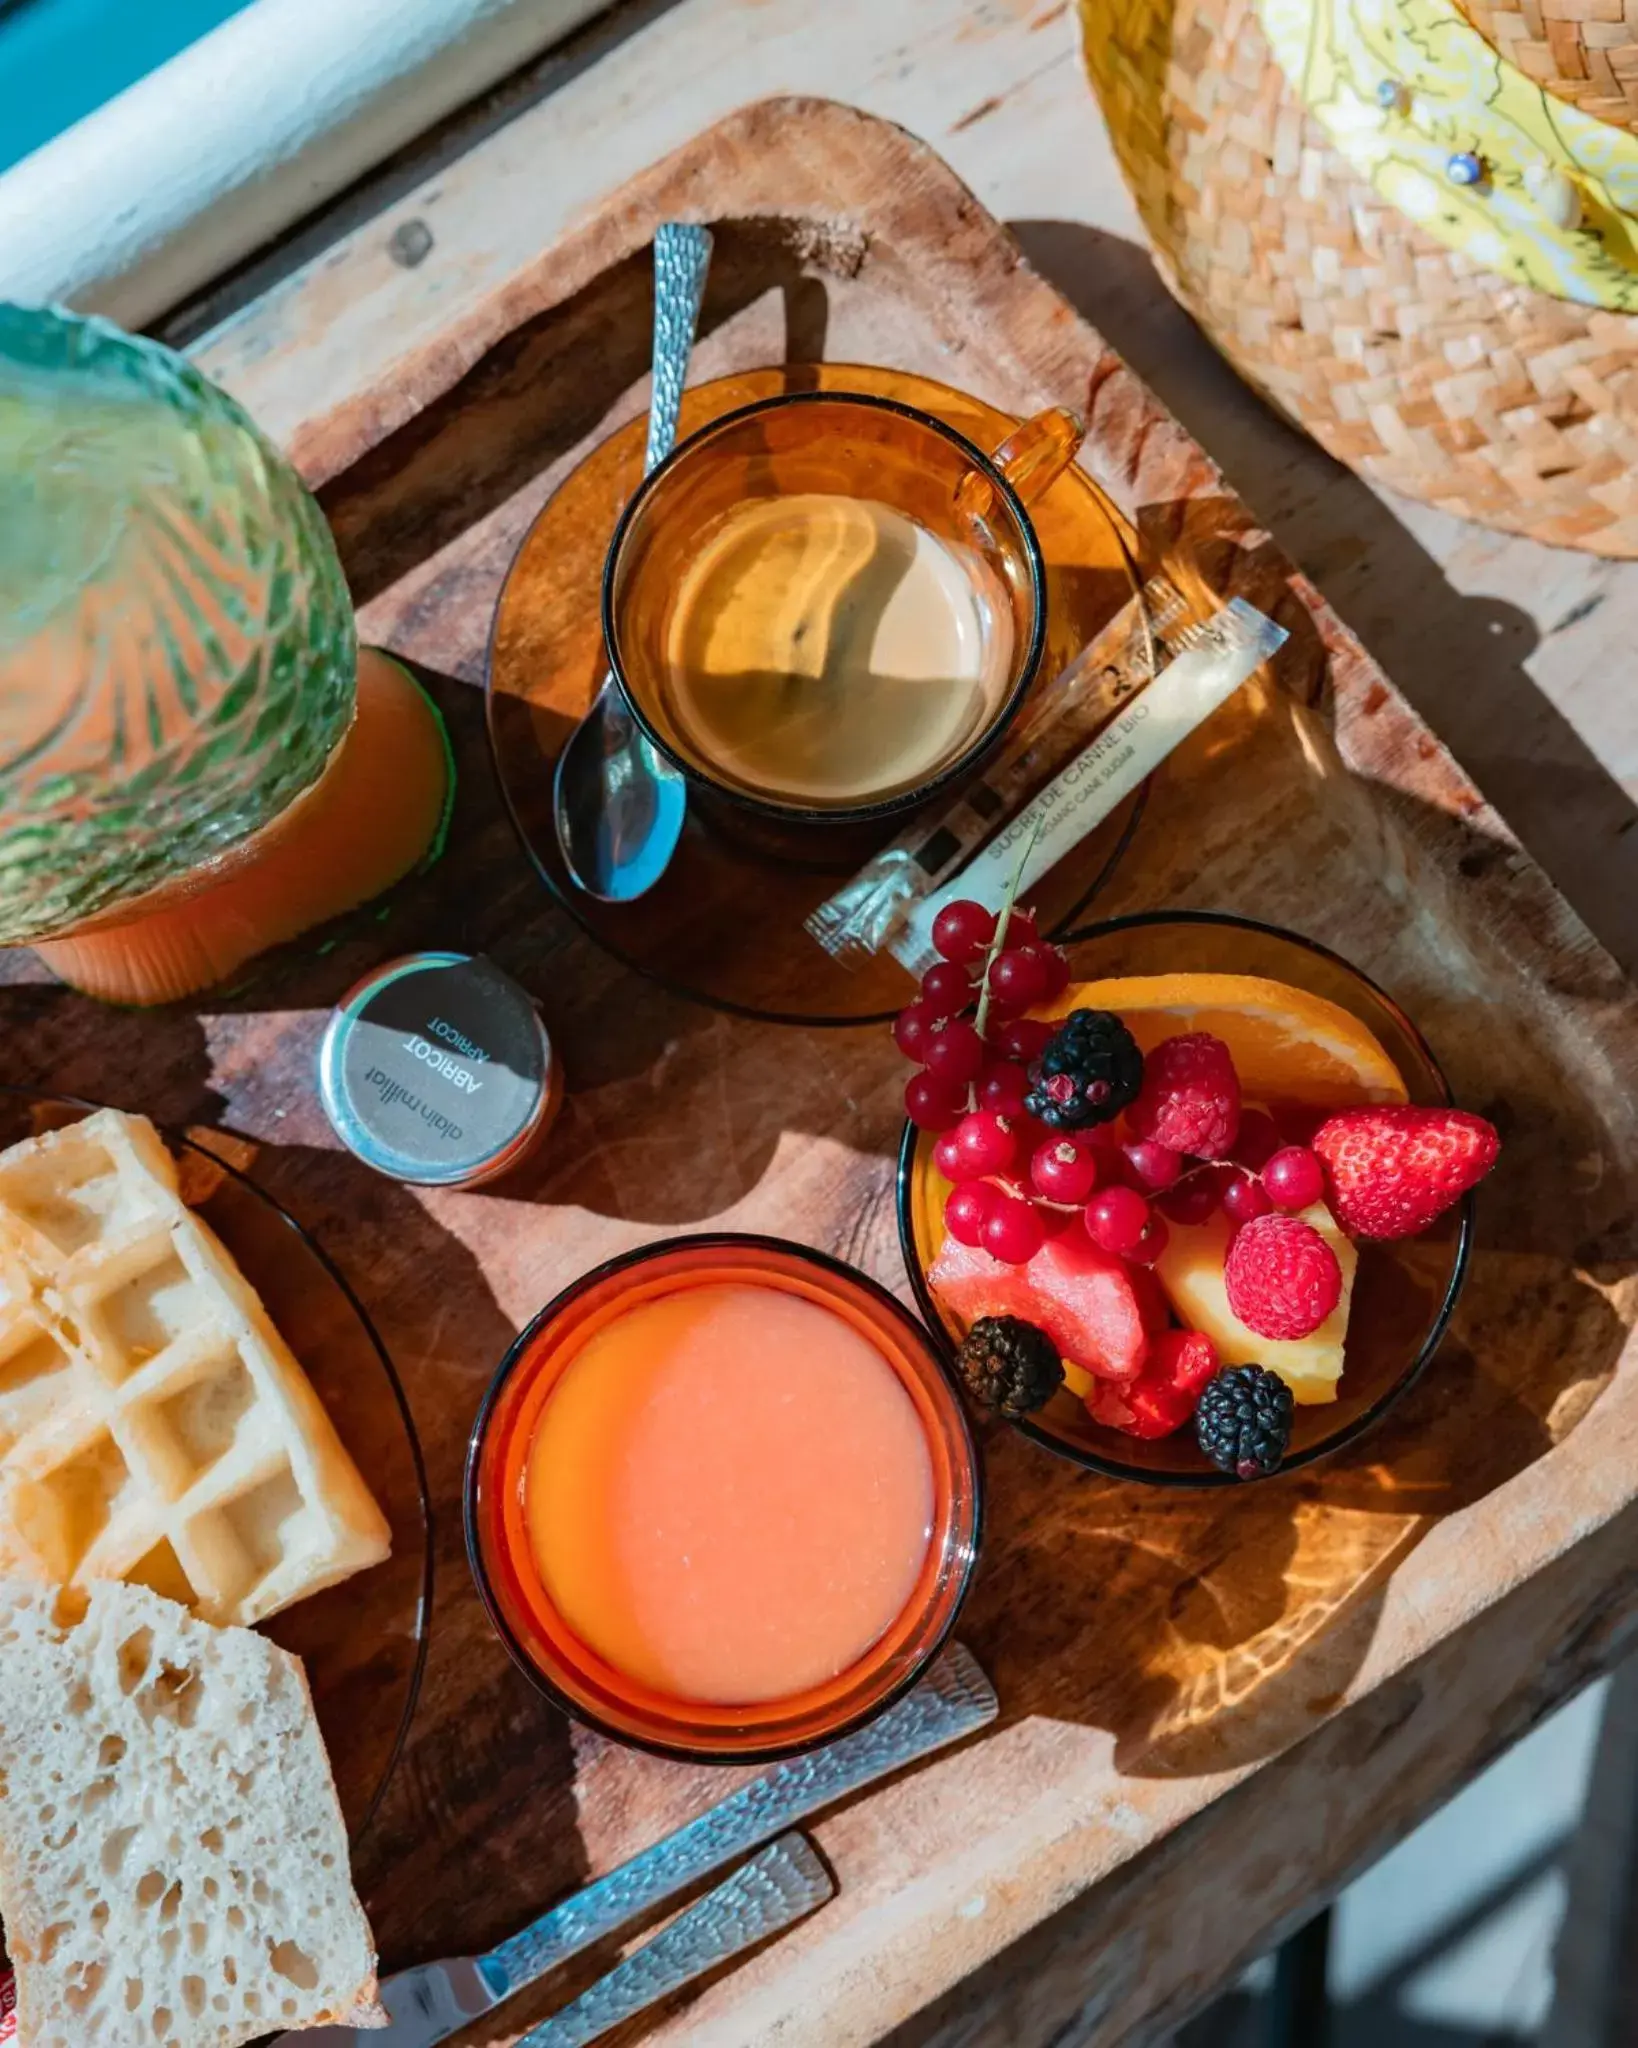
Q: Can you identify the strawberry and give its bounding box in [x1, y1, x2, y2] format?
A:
[1152, 1326, 1220, 1398]
[1085, 1380, 1137, 1432]
[1224, 1214, 1342, 1340]
[1124, 1377, 1196, 1437]
[1126, 1033, 1241, 1157]
[1085, 1328, 1218, 1439]
[1086, 1374, 1192, 1438]
[1312, 1106, 1499, 1240]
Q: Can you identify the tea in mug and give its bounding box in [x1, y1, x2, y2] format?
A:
[661, 493, 1015, 806]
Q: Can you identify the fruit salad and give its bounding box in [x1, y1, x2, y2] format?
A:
[897, 898, 1500, 1479]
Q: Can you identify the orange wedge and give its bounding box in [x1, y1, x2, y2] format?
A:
[1034, 973, 1408, 1108]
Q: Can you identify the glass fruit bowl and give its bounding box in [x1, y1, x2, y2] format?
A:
[896, 913, 1474, 1485]
[465, 1234, 981, 1761]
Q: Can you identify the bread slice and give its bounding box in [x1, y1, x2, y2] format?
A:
[0, 1579, 385, 2045]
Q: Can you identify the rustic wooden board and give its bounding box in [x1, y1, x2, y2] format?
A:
[11, 97, 1638, 2047]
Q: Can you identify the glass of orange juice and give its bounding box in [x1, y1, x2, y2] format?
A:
[465, 1234, 982, 1760]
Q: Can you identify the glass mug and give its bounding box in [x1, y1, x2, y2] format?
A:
[601, 390, 1087, 827]
[465, 1234, 982, 1761]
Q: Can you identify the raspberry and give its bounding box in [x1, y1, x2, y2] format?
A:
[1224, 1214, 1342, 1340]
[1126, 1033, 1241, 1157]
[1152, 1327, 1220, 1398]
[1312, 1107, 1500, 1240]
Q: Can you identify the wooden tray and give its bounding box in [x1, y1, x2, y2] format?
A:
[11, 97, 1638, 2047]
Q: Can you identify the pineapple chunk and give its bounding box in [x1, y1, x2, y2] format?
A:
[1153, 1201, 1357, 1405]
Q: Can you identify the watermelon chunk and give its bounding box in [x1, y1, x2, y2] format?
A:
[928, 1230, 1163, 1382]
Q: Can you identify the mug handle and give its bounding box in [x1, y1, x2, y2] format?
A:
[988, 405, 1087, 506]
[954, 405, 1086, 523]
[958, 402, 1158, 680]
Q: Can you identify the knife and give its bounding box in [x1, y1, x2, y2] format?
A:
[514, 1833, 832, 2048]
[277, 1642, 995, 2048]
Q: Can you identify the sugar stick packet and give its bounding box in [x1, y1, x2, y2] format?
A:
[890, 596, 1286, 974]
[805, 578, 1190, 965]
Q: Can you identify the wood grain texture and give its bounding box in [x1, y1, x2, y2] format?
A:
[13, 96, 1638, 2048]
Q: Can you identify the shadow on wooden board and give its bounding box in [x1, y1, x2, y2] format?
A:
[1010, 216, 1638, 982]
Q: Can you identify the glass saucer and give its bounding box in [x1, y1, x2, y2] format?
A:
[0, 1092, 431, 1839]
[486, 363, 1146, 1026]
[896, 915, 1473, 1486]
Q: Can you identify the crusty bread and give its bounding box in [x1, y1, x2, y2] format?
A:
[0, 1108, 390, 1625]
[0, 1579, 385, 2046]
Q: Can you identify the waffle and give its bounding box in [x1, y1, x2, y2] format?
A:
[0, 1109, 389, 1626]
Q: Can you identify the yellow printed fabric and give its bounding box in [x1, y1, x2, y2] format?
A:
[1256, 0, 1638, 309]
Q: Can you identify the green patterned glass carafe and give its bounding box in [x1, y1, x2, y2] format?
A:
[0, 304, 357, 947]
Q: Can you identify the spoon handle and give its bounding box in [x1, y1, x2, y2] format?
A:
[645, 223, 714, 473]
[513, 1836, 832, 2048]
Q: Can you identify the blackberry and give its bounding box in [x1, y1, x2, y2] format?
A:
[954, 1316, 1064, 1419]
[1194, 1365, 1294, 1479]
[1024, 1009, 1144, 1130]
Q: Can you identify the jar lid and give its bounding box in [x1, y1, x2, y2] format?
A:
[318, 952, 554, 1185]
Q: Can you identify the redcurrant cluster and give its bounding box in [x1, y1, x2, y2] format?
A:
[895, 902, 1333, 1317]
[894, 897, 1068, 1135]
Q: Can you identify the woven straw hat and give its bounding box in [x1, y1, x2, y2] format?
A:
[1080, 0, 1638, 552]
[1456, 0, 1638, 135]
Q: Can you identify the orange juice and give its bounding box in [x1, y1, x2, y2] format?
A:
[523, 1281, 935, 1705]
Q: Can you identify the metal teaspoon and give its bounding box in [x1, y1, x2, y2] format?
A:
[551, 221, 712, 902]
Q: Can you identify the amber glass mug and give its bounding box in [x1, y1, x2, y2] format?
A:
[465, 1234, 982, 1761]
[601, 390, 1087, 828]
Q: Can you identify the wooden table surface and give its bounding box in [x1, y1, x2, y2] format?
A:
[133, 3, 1638, 2043]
